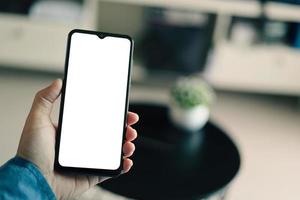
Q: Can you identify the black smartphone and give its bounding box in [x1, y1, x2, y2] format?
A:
[55, 29, 133, 176]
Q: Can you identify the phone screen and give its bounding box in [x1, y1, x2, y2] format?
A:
[58, 31, 132, 171]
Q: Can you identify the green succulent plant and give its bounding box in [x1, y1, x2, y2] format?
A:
[171, 77, 215, 109]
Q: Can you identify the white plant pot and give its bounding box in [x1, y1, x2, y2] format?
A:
[169, 104, 209, 132]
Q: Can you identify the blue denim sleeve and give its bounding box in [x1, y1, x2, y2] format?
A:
[0, 157, 56, 200]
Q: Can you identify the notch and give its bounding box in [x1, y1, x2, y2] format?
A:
[98, 33, 106, 39]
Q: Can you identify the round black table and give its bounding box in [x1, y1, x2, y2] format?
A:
[100, 103, 240, 200]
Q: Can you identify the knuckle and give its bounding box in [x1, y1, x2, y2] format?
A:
[34, 90, 51, 107]
[35, 90, 43, 100]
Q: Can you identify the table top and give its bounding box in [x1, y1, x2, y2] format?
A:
[100, 103, 240, 200]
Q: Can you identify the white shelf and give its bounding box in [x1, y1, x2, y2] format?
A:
[0, 13, 75, 72]
[265, 2, 300, 22]
[204, 42, 300, 95]
[98, 0, 300, 22]
[0, 0, 99, 72]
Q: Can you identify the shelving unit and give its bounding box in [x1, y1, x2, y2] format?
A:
[1, 0, 300, 95]
[96, 0, 300, 95]
[95, 0, 300, 96]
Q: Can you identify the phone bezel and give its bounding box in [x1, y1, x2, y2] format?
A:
[55, 29, 133, 176]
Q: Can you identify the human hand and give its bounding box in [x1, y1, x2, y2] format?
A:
[17, 79, 139, 200]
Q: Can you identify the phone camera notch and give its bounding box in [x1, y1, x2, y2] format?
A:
[98, 33, 105, 39]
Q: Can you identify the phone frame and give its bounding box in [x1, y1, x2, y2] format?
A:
[55, 29, 133, 176]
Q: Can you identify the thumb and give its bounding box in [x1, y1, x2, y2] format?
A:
[29, 79, 62, 118]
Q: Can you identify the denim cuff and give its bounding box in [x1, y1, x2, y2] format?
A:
[7, 156, 57, 200]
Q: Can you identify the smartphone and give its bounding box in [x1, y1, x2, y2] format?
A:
[55, 29, 133, 176]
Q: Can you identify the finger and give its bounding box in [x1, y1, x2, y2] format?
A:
[126, 126, 137, 142]
[127, 112, 139, 126]
[30, 79, 62, 118]
[123, 141, 135, 157]
[122, 158, 133, 173]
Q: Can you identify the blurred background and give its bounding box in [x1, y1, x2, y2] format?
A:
[0, 0, 300, 199]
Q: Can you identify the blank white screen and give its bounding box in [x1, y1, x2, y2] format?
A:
[58, 32, 131, 170]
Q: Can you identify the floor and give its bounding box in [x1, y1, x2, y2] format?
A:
[0, 71, 300, 200]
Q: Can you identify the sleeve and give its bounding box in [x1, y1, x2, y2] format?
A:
[0, 157, 56, 200]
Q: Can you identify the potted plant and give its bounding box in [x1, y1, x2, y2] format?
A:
[169, 76, 215, 132]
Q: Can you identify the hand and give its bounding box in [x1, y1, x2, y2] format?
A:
[17, 79, 139, 200]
